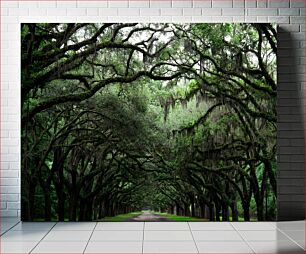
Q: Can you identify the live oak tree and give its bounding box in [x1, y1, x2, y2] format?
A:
[21, 23, 276, 221]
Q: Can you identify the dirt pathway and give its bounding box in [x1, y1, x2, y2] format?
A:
[127, 211, 172, 222]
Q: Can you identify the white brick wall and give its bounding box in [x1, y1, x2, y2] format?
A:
[0, 0, 305, 219]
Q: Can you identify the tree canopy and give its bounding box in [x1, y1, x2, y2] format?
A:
[21, 23, 277, 221]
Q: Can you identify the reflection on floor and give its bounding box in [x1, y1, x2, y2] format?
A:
[0, 218, 304, 253]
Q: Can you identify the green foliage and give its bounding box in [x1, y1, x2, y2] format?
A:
[21, 23, 277, 222]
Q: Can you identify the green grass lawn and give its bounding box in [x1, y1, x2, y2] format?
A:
[98, 211, 143, 222]
[153, 212, 209, 222]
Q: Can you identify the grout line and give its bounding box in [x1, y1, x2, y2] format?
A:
[0, 220, 20, 236]
[83, 222, 98, 254]
[229, 222, 256, 254]
[187, 222, 200, 254]
[276, 227, 306, 251]
[142, 222, 145, 254]
[29, 221, 58, 254]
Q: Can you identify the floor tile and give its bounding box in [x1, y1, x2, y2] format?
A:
[52, 222, 96, 231]
[96, 222, 143, 231]
[42, 230, 92, 242]
[189, 222, 234, 231]
[249, 240, 305, 253]
[276, 221, 305, 231]
[282, 230, 305, 249]
[197, 241, 254, 253]
[0, 230, 47, 242]
[0, 241, 37, 253]
[0, 221, 21, 234]
[32, 241, 87, 253]
[90, 230, 143, 241]
[143, 241, 198, 253]
[144, 230, 193, 241]
[145, 222, 189, 231]
[12, 222, 55, 231]
[85, 241, 142, 253]
[231, 222, 275, 230]
[239, 230, 291, 241]
[193, 230, 243, 241]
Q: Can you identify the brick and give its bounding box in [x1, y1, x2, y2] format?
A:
[212, 0, 233, 8]
[140, 8, 160, 16]
[1, 8, 9, 16]
[278, 179, 305, 186]
[278, 195, 305, 202]
[172, 16, 193, 22]
[279, 147, 304, 155]
[193, 0, 212, 7]
[67, 8, 87, 16]
[278, 24, 300, 32]
[233, 0, 244, 7]
[0, 194, 19, 202]
[290, 16, 305, 24]
[149, 16, 172, 22]
[278, 170, 305, 178]
[1, 1, 18, 8]
[0, 186, 20, 194]
[202, 8, 221, 15]
[129, 0, 149, 7]
[8, 8, 29, 16]
[290, 0, 305, 8]
[269, 16, 290, 24]
[268, 0, 290, 7]
[29, 8, 47, 16]
[150, 0, 171, 8]
[99, 8, 118, 16]
[108, 0, 128, 8]
[192, 16, 213, 22]
[0, 210, 18, 217]
[161, 8, 182, 16]
[39, 2, 57, 8]
[1, 202, 7, 210]
[183, 8, 202, 16]
[278, 8, 300, 15]
[244, 16, 257, 22]
[86, 8, 99, 16]
[211, 16, 233, 22]
[247, 8, 278, 15]
[172, 0, 193, 7]
[118, 8, 140, 16]
[257, 0, 267, 8]
[1, 16, 19, 24]
[278, 186, 304, 194]
[0, 178, 19, 186]
[245, 0, 256, 7]
[128, 16, 150, 22]
[222, 8, 245, 16]
[7, 202, 20, 210]
[19, 1, 38, 8]
[0, 171, 19, 178]
[56, 1, 77, 8]
[77, 1, 107, 8]
[47, 8, 67, 16]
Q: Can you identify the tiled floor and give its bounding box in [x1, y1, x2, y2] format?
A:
[0, 218, 304, 253]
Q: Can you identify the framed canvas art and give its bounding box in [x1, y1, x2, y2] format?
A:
[21, 23, 276, 222]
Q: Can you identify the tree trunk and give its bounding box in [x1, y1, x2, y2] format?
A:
[200, 203, 206, 218]
[221, 203, 229, 221]
[242, 202, 250, 221]
[230, 201, 238, 221]
[44, 190, 52, 221]
[208, 204, 215, 221]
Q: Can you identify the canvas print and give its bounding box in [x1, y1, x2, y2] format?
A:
[21, 23, 277, 222]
